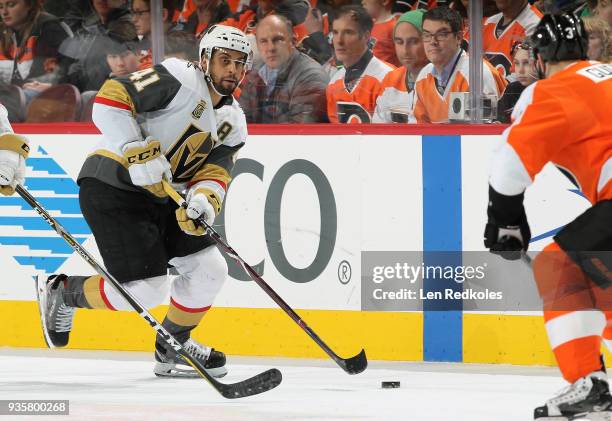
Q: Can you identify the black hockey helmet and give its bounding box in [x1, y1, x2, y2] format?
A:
[531, 13, 588, 63]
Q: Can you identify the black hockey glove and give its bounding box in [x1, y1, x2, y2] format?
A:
[484, 185, 531, 261]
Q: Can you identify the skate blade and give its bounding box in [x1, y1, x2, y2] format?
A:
[35, 275, 55, 349]
[153, 362, 228, 379]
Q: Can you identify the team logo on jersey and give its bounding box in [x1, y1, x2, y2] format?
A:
[484, 52, 512, 79]
[192, 100, 207, 120]
[166, 124, 215, 183]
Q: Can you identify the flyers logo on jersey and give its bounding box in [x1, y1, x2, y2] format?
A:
[166, 125, 214, 183]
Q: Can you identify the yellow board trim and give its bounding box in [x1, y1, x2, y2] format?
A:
[0, 301, 422, 361]
[464, 313, 557, 366]
[11, 300, 605, 366]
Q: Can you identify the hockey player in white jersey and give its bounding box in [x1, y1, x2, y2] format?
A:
[0, 103, 29, 197]
[35, 25, 252, 378]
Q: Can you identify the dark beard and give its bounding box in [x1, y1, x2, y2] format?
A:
[212, 80, 237, 96]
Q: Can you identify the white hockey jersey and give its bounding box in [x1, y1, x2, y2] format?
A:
[0, 103, 13, 134]
[81, 58, 247, 205]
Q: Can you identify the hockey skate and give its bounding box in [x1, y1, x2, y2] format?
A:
[154, 337, 227, 378]
[535, 371, 612, 420]
[35, 274, 75, 348]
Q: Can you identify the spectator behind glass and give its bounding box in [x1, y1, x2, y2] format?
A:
[412, 7, 507, 123]
[131, 0, 179, 69]
[72, 0, 135, 37]
[179, 0, 231, 38]
[61, 26, 137, 91]
[595, 0, 612, 26]
[583, 15, 612, 62]
[496, 41, 536, 122]
[373, 10, 429, 123]
[483, 0, 542, 79]
[105, 39, 140, 77]
[220, 0, 309, 63]
[326, 5, 394, 123]
[164, 30, 198, 61]
[299, 0, 355, 65]
[362, 0, 400, 66]
[0, 0, 72, 97]
[239, 14, 329, 123]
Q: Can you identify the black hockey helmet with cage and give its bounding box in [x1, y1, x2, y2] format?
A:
[531, 12, 588, 62]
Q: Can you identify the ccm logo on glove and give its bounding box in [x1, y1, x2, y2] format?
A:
[125, 142, 162, 164]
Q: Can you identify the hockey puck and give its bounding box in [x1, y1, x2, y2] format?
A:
[381, 381, 400, 388]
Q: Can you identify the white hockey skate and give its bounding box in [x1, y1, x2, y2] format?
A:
[35, 274, 75, 348]
[154, 338, 228, 379]
[535, 371, 612, 420]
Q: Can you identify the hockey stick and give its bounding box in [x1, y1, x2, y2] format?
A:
[163, 181, 368, 375]
[521, 252, 533, 268]
[15, 184, 282, 399]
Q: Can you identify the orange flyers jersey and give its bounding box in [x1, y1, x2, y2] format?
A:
[483, 4, 542, 79]
[372, 66, 415, 123]
[489, 61, 612, 204]
[326, 55, 394, 123]
[412, 50, 507, 124]
[371, 16, 400, 67]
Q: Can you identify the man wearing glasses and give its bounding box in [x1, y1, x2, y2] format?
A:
[411, 7, 507, 124]
[131, 0, 180, 69]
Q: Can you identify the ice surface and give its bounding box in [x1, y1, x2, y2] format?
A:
[0, 348, 565, 420]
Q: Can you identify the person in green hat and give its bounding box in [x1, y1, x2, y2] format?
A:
[373, 10, 429, 123]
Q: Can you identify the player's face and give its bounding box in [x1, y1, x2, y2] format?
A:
[422, 19, 462, 68]
[131, 0, 151, 36]
[512, 48, 536, 87]
[394, 22, 428, 70]
[0, 0, 31, 29]
[106, 50, 140, 76]
[204, 48, 247, 96]
[332, 15, 370, 68]
[256, 17, 295, 69]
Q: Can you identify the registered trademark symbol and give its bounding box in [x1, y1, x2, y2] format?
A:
[338, 260, 352, 284]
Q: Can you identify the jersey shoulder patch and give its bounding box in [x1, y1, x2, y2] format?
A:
[160, 58, 206, 93]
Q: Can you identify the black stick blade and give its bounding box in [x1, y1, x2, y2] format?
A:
[339, 349, 368, 375]
[218, 368, 282, 399]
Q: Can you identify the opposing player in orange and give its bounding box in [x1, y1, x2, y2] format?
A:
[484, 13, 612, 420]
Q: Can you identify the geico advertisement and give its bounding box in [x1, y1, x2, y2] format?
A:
[0, 134, 589, 311]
